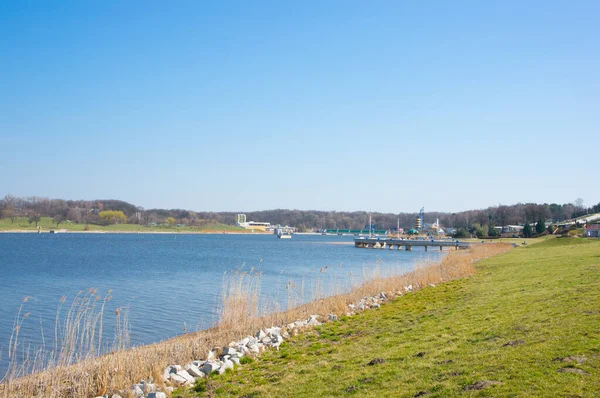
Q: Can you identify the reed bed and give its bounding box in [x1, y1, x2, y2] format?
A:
[1, 243, 511, 397]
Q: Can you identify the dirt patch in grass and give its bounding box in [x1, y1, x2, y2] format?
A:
[557, 368, 588, 375]
[465, 380, 503, 390]
[502, 339, 525, 347]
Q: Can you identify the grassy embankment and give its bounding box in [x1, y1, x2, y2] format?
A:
[463, 236, 553, 245]
[0, 217, 251, 233]
[178, 238, 600, 397]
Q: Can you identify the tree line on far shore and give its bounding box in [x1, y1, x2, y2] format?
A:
[0, 195, 597, 233]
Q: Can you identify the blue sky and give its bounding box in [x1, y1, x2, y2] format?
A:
[1, 1, 598, 212]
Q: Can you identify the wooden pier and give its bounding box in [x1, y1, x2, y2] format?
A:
[354, 238, 470, 251]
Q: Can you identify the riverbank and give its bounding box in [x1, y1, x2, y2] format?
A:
[0, 243, 510, 397]
[180, 238, 600, 397]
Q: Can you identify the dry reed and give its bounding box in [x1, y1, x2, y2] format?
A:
[0, 243, 511, 397]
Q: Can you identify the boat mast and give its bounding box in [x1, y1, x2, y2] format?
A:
[397, 216, 400, 239]
[369, 213, 372, 238]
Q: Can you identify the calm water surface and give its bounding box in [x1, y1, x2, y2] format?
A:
[0, 233, 442, 375]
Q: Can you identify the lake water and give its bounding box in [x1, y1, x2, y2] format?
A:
[0, 233, 442, 375]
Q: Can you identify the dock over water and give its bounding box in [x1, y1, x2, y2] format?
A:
[354, 238, 470, 251]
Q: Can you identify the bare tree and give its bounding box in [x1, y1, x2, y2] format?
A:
[53, 214, 65, 227]
[67, 208, 82, 223]
[28, 215, 41, 227]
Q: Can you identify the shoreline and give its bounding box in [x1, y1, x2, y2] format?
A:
[0, 243, 511, 397]
[0, 229, 271, 235]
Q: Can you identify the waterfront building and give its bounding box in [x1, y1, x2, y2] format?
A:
[237, 214, 272, 231]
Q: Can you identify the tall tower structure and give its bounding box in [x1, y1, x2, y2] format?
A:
[415, 207, 424, 230]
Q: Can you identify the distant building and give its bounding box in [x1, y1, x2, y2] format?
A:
[237, 214, 272, 231]
[243, 221, 272, 231]
[494, 225, 524, 234]
[585, 224, 600, 238]
[424, 219, 445, 235]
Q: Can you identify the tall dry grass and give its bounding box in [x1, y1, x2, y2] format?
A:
[0, 243, 511, 397]
[2, 289, 131, 394]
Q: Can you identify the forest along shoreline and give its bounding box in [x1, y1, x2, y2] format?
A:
[0, 243, 510, 398]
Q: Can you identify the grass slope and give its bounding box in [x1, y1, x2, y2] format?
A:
[179, 238, 600, 397]
[0, 217, 249, 233]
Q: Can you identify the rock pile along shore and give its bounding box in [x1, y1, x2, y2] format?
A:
[102, 285, 427, 398]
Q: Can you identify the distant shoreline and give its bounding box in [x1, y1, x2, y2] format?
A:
[0, 229, 270, 235]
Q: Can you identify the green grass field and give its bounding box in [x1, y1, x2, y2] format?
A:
[0, 217, 250, 233]
[177, 238, 600, 397]
[464, 236, 554, 245]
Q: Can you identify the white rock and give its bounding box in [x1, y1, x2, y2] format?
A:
[272, 337, 283, 350]
[371, 303, 381, 309]
[176, 370, 195, 384]
[130, 385, 144, 397]
[207, 350, 217, 361]
[147, 393, 167, 398]
[185, 364, 205, 378]
[261, 336, 272, 344]
[248, 343, 260, 354]
[201, 361, 220, 375]
[111, 395, 123, 398]
[222, 347, 238, 356]
[380, 292, 387, 300]
[142, 382, 156, 393]
[256, 330, 267, 340]
[218, 359, 234, 374]
[239, 337, 251, 346]
[170, 373, 188, 385]
[266, 326, 282, 336]
[294, 320, 307, 328]
[307, 315, 321, 326]
[231, 357, 241, 365]
[162, 365, 180, 381]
